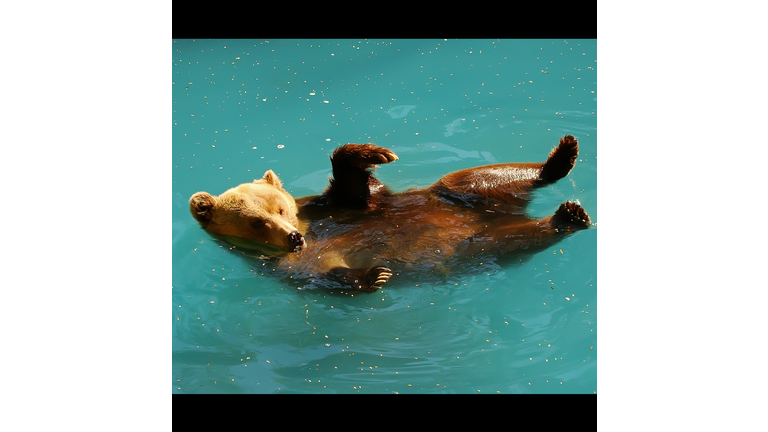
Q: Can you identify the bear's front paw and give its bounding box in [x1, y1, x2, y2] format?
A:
[364, 266, 393, 292]
[354, 144, 398, 165]
[333, 144, 399, 170]
[364, 146, 399, 165]
[329, 266, 393, 292]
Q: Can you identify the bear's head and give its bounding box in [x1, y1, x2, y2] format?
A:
[189, 170, 305, 254]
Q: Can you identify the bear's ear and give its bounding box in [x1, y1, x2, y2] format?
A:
[189, 192, 217, 226]
[259, 170, 283, 189]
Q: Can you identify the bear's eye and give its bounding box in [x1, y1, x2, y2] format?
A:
[279, 208, 286, 216]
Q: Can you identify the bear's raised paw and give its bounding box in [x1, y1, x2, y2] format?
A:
[540, 135, 579, 182]
[332, 144, 398, 170]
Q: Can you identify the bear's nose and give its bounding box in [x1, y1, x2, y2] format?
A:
[288, 231, 304, 252]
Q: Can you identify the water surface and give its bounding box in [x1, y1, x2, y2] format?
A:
[172, 38, 597, 393]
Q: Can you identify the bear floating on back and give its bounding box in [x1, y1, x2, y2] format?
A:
[190, 136, 591, 292]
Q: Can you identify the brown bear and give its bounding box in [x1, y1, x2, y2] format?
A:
[189, 135, 591, 292]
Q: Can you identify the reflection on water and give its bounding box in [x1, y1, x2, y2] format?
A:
[387, 105, 417, 119]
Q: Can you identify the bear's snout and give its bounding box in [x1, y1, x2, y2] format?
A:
[288, 231, 305, 252]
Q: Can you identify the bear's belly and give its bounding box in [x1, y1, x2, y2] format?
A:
[280, 191, 539, 283]
[290, 203, 487, 274]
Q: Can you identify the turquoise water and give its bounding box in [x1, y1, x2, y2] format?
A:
[172, 39, 597, 394]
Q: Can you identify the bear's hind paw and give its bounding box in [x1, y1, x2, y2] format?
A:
[552, 200, 591, 231]
[540, 135, 579, 182]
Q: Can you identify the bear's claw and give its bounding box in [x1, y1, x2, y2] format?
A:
[356, 144, 398, 165]
[332, 144, 398, 170]
[367, 266, 393, 291]
[329, 265, 393, 292]
[373, 148, 399, 164]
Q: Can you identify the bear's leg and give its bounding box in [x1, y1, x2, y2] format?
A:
[429, 135, 579, 204]
[459, 200, 591, 257]
[328, 266, 393, 292]
[324, 144, 399, 210]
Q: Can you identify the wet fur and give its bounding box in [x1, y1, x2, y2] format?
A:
[191, 135, 591, 292]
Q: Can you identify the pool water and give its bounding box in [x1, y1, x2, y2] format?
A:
[172, 39, 597, 394]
